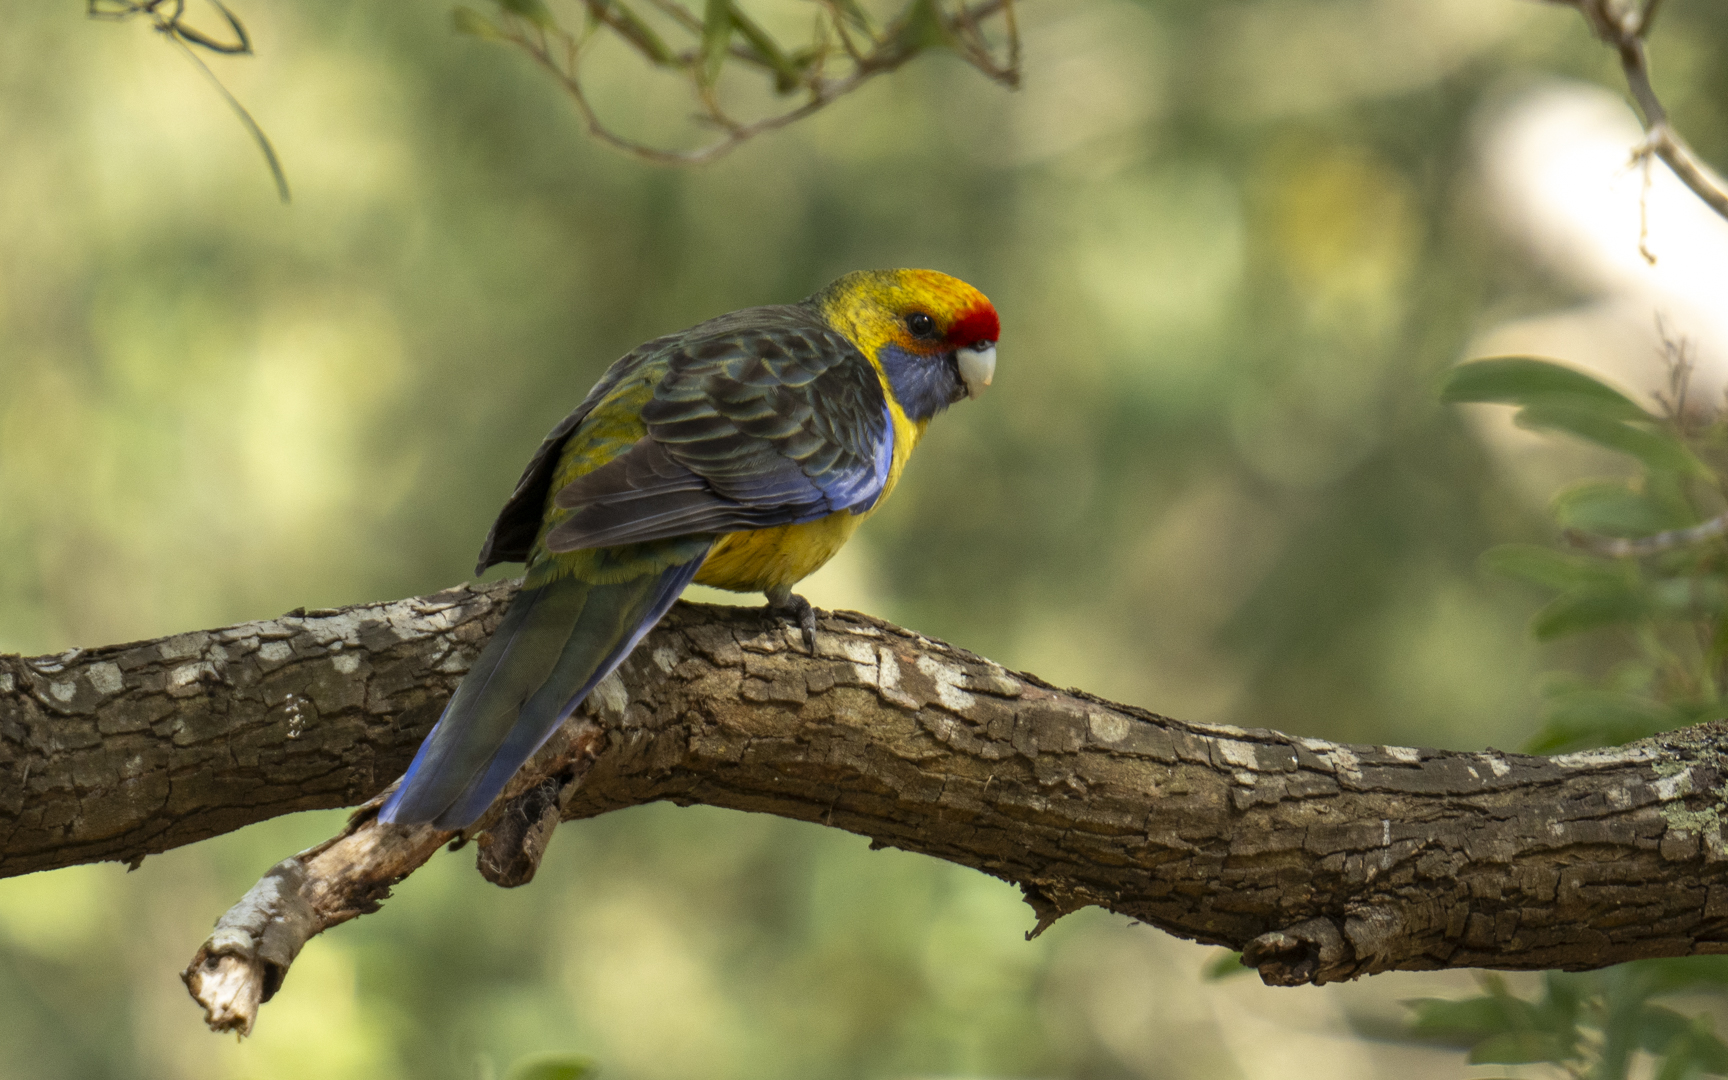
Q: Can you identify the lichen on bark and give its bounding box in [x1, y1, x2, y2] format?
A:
[7, 582, 1728, 1033]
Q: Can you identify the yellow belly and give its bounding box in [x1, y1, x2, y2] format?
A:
[694, 512, 865, 593]
[691, 371, 930, 596]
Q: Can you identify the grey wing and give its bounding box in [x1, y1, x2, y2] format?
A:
[473, 330, 680, 573]
[544, 309, 892, 552]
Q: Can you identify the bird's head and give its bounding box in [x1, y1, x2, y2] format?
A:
[809, 269, 999, 422]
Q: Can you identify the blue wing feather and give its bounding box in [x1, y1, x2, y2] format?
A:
[386, 302, 892, 828]
[544, 324, 892, 552]
[420, 553, 707, 829]
[379, 547, 709, 829]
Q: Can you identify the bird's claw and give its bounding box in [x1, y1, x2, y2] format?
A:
[767, 590, 819, 653]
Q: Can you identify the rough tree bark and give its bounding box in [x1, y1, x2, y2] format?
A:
[4, 581, 1728, 1034]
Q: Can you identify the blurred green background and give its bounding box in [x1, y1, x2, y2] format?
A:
[3, 0, 1727, 1076]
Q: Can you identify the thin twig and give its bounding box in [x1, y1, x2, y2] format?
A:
[1564, 511, 1728, 558]
[1640, 126, 1728, 222]
[951, 0, 1019, 87]
[1637, 149, 1657, 265]
[485, 0, 1016, 166]
[1553, 0, 1728, 225]
[638, 0, 703, 34]
[1651, 317, 1693, 427]
[166, 34, 290, 202]
[1574, 326, 1727, 559]
[87, 0, 289, 202]
[519, 38, 875, 165]
[817, 0, 873, 65]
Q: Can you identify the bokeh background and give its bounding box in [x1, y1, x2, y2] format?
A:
[3, 0, 1728, 1076]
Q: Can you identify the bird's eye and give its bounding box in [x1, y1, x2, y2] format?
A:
[906, 312, 938, 339]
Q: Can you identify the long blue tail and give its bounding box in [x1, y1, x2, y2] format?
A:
[380, 554, 705, 829]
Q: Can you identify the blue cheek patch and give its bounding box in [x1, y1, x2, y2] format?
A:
[878, 344, 958, 423]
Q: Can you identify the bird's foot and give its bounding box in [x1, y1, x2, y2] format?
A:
[765, 587, 819, 653]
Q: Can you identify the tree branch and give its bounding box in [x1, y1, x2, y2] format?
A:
[8, 584, 1728, 1032]
[0, 583, 511, 878]
[1555, 0, 1728, 222]
[484, 0, 1019, 167]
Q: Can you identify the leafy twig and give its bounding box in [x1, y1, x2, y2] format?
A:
[1650, 319, 1694, 430]
[1563, 511, 1728, 558]
[87, 0, 290, 202]
[461, 0, 1019, 165]
[1550, 0, 1728, 224]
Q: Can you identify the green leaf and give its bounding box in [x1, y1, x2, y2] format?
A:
[1534, 971, 1589, 1036]
[452, 5, 504, 38]
[1468, 1030, 1573, 1065]
[1404, 996, 1496, 1037]
[1530, 689, 1683, 752]
[894, 0, 950, 50]
[1647, 576, 1728, 619]
[1655, 1050, 1709, 1080]
[602, 1, 674, 65]
[1641, 1005, 1702, 1054]
[503, 1054, 596, 1080]
[1443, 358, 1711, 476]
[1515, 400, 1708, 477]
[700, 0, 734, 84]
[1531, 584, 1647, 640]
[1481, 544, 1625, 592]
[727, 5, 803, 90]
[1406, 995, 1529, 1038]
[1441, 357, 1648, 418]
[1645, 470, 1706, 531]
[1651, 1012, 1728, 1080]
[1201, 949, 1253, 980]
[1628, 957, 1728, 995]
[1553, 481, 1697, 538]
[1680, 1032, 1728, 1076]
[826, 0, 875, 33]
[498, 0, 557, 27]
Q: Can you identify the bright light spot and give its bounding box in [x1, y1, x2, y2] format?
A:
[1477, 82, 1728, 399]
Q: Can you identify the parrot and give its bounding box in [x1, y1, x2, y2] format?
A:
[379, 268, 1000, 829]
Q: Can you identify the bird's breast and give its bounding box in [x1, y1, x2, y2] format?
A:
[695, 394, 928, 594]
[694, 512, 867, 593]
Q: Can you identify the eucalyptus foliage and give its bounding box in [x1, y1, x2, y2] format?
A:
[1402, 356, 1728, 1079]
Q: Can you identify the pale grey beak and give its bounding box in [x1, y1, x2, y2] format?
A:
[957, 343, 996, 399]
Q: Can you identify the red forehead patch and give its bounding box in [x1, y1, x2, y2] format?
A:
[946, 304, 1000, 347]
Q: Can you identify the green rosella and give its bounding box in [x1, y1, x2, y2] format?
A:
[380, 269, 1000, 828]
